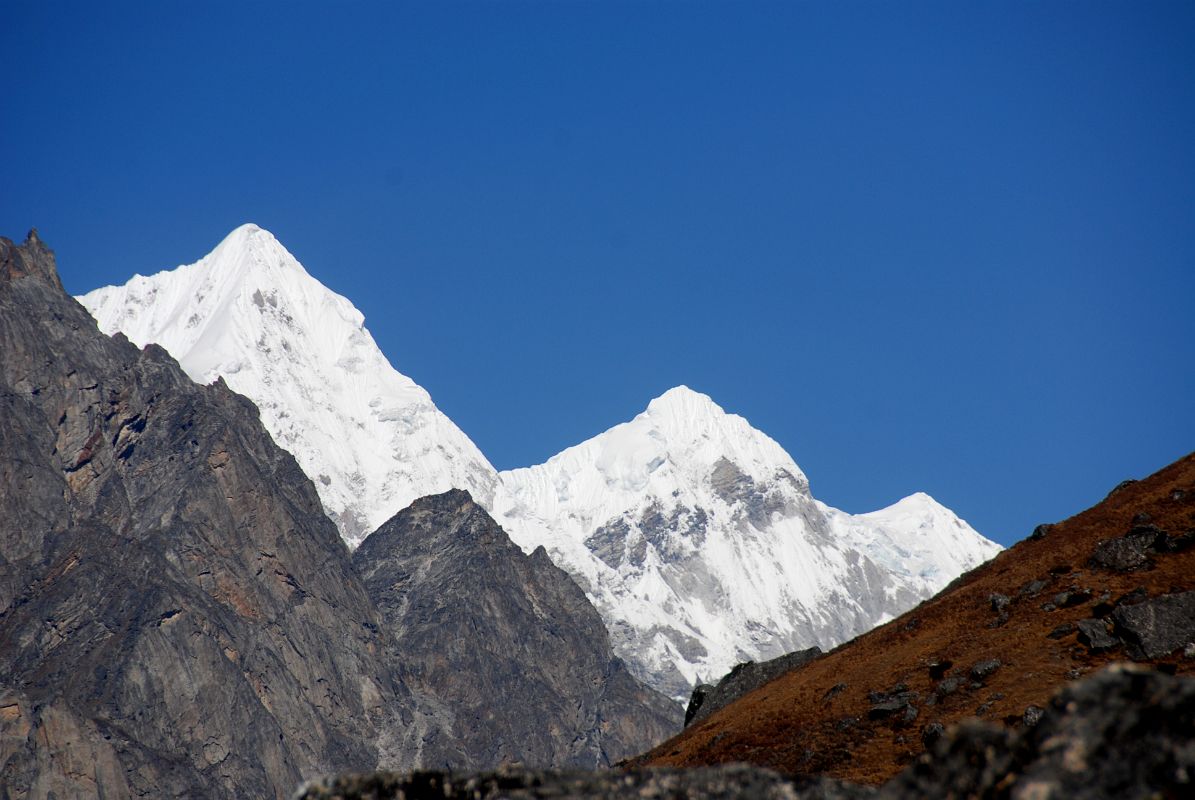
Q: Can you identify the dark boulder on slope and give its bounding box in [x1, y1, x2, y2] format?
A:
[1110, 590, 1195, 659]
[352, 491, 681, 769]
[0, 231, 402, 798]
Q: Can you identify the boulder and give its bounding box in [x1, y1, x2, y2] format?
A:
[1089, 525, 1165, 572]
[1111, 591, 1195, 660]
[1075, 618, 1119, 652]
[968, 659, 1001, 682]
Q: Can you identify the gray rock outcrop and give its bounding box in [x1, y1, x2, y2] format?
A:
[353, 491, 681, 769]
[685, 647, 823, 727]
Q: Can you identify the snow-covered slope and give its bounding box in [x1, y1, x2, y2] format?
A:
[491, 387, 1002, 699]
[78, 224, 497, 546]
[80, 224, 1002, 701]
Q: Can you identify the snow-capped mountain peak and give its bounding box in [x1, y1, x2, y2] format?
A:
[494, 388, 1000, 699]
[642, 385, 808, 486]
[825, 489, 997, 588]
[79, 224, 498, 546]
[81, 226, 1002, 702]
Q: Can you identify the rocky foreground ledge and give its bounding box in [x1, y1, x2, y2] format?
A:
[296, 664, 1194, 799]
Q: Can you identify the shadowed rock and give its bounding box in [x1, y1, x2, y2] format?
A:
[295, 765, 875, 800]
[1076, 618, 1119, 652]
[684, 647, 823, 727]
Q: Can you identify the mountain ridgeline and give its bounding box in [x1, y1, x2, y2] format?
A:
[80, 223, 1003, 701]
[0, 230, 676, 799]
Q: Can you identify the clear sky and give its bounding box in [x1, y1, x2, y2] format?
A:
[4, 1, 1192, 546]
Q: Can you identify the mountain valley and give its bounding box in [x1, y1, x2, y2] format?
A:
[5, 225, 1189, 799]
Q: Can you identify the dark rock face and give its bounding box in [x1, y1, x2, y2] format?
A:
[0, 232, 399, 797]
[684, 647, 823, 727]
[880, 665, 1195, 799]
[352, 491, 681, 769]
[685, 683, 716, 726]
[296, 764, 875, 800]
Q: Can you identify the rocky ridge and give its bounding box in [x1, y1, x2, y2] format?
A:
[352, 490, 680, 769]
[685, 647, 824, 727]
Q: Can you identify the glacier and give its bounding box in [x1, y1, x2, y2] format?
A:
[79, 224, 1002, 700]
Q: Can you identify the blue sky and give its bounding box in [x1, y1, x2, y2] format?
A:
[4, 1, 1192, 546]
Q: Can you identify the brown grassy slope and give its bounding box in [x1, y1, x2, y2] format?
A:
[638, 452, 1195, 785]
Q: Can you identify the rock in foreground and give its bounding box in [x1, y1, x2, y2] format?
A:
[881, 663, 1194, 798]
[296, 765, 872, 800]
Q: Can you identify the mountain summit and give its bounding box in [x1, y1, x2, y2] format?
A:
[81, 225, 1002, 700]
[80, 225, 498, 545]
